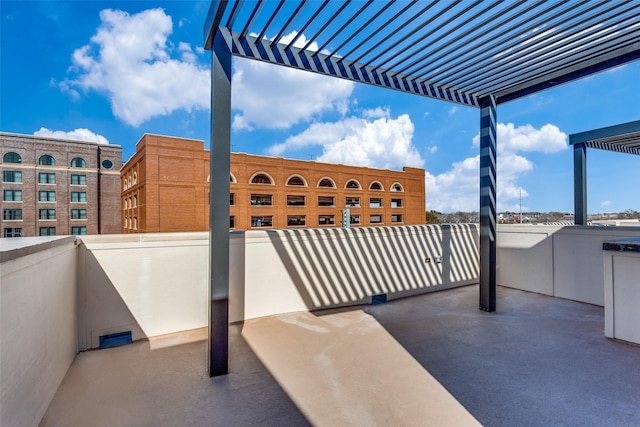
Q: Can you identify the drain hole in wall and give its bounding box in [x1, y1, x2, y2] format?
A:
[99, 331, 132, 349]
[371, 294, 387, 305]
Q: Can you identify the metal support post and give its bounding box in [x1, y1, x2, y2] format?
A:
[209, 29, 232, 376]
[479, 95, 497, 312]
[573, 143, 587, 225]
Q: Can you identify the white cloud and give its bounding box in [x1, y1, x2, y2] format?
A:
[601, 200, 612, 206]
[62, 8, 209, 127]
[362, 107, 391, 119]
[231, 56, 354, 131]
[428, 146, 438, 154]
[472, 122, 567, 154]
[448, 106, 458, 115]
[267, 113, 423, 170]
[34, 127, 109, 144]
[427, 122, 567, 213]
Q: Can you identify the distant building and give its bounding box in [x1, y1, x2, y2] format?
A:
[121, 134, 426, 233]
[1, 132, 122, 237]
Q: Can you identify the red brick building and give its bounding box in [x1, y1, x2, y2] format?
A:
[121, 134, 425, 233]
[1, 132, 122, 237]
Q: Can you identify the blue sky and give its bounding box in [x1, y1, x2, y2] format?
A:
[2, 1, 639, 214]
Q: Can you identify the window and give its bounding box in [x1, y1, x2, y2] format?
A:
[71, 174, 86, 185]
[391, 183, 404, 192]
[3, 209, 22, 220]
[287, 195, 306, 206]
[39, 172, 56, 184]
[318, 196, 335, 207]
[3, 171, 22, 182]
[345, 179, 361, 189]
[4, 190, 22, 201]
[391, 198, 403, 208]
[251, 216, 273, 227]
[230, 173, 236, 183]
[369, 182, 383, 190]
[318, 178, 335, 188]
[230, 216, 235, 228]
[102, 159, 113, 169]
[38, 155, 55, 166]
[70, 157, 86, 168]
[3, 228, 22, 237]
[286, 176, 306, 186]
[39, 191, 56, 202]
[133, 195, 137, 207]
[71, 226, 87, 235]
[370, 198, 382, 208]
[230, 193, 235, 205]
[346, 197, 360, 207]
[318, 215, 335, 226]
[370, 215, 383, 224]
[3, 152, 21, 163]
[134, 217, 137, 230]
[392, 214, 403, 223]
[39, 227, 56, 236]
[250, 194, 272, 206]
[71, 192, 87, 202]
[251, 173, 272, 184]
[133, 172, 137, 184]
[350, 215, 361, 225]
[39, 209, 56, 220]
[71, 209, 87, 219]
[287, 215, 306, 226]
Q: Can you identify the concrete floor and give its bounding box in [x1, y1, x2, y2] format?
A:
[41, 285, 640, 426]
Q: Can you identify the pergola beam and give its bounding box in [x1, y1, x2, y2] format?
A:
[570, 120, 640, 226]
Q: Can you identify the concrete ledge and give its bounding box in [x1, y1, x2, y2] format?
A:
[0, 236, 77, 263]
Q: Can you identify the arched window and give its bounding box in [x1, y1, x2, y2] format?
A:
[3, 152, 21, 163]
[391, 183, 404, 192]
[230, 173, 236, 183]
[133, 172, 137, 184]
[70, 157, 86, 168]
[287, 175, 306, 186]
[369, 181, 383, 191]
[39, 155, 55, 166]
[250, 173, 273, 184]
[318, 178, 336, 188]
[345, 179, 361, 189]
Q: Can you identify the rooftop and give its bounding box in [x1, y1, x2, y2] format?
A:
[41, 285, 640, 426]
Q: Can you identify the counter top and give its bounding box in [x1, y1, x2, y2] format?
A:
[602, 238, 640, 253]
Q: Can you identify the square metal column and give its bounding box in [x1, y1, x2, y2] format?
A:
[573, 143, 587, 226]
[209, 29, 232, 377]
[479, 95, 497, 312]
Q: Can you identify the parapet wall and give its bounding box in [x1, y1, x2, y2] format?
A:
[497, 224, 640, 305]
[77, 225, 480, 350]
[0, 237, 78, 427]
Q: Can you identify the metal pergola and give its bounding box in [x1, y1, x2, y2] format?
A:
[571, 120, 640, 225]
[204, 0, 640, 376]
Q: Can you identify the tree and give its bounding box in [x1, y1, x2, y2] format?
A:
[425, 210, 441, 224]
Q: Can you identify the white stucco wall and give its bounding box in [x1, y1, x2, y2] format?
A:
[240, 225, 480, 320]
[76, 233, 209, 351]
[76, 225, 480, 346]
[497, 225, 640, 306]
[0, 237, 77, 427]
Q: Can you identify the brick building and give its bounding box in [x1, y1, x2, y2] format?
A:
[122, 134, 426, 233]
[1, 132, 122, 237]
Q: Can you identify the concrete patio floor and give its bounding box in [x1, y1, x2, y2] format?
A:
[41, 285, 640, 426]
